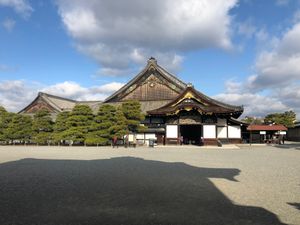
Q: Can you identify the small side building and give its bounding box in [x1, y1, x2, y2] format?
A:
[287, 122, 300, 141]
[247, 124, 287, 143]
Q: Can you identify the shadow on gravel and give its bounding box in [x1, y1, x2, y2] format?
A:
[0, 157, 286, 225]
[288, 202, 300, 210]
[273, 143, 300, 150]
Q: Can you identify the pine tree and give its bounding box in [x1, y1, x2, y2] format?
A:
[32, 109, 53, 144]
[53, 111, 70, 143]
[122, 100, 145, 133]
[63, 105, 94, 144]
[86, 104, 117, 145]
[5, 114, 33, 144]
[264, 110, 296, 128]
[110, 106, 127, 138]
[0, 106, 14, 142]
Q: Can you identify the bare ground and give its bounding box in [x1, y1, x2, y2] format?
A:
[0, 145, 299, 225]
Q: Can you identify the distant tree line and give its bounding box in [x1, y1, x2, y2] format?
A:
[241, 110, 296, 128]
[0, 100, 145, 146]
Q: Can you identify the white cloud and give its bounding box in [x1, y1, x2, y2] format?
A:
[2, 18, 15, 32]
[0, 80, 125, 112]
[41, 81, 125, 101]
[214, 79, 291, 118]
[42, 81, 124, 101]
[248, 22, 300, 90]
[0, 80, 38, 112]
[91, 82, 124, 94]
[214, 92, 288, 117]
[216, 21, 300, 119]
[0, 0, 33, 18]
[56, 0, 238, 75]
[42, 81, 87, 100]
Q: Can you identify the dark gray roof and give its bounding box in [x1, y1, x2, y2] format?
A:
[19, 92, 102, 114]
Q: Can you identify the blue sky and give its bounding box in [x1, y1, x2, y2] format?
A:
[0, 0, 300, 118]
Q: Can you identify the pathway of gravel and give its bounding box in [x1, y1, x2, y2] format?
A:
[0, 145, 299, 225]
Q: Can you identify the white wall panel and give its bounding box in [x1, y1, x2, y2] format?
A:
[166, 125, 178, 138]
[136, 134, 144, 139]
[203, 125, 216, 138]
[228, 126, 241, 138]
[145, 134, 156, 139]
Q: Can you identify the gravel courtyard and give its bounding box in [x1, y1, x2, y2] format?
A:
[0, 144, 299, 225]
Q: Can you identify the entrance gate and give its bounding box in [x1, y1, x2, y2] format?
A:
[180, 125, 202, 145]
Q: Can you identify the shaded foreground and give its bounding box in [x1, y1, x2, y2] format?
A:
[0, 157, 286, 225]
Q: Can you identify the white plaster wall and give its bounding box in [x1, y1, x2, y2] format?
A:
[166, 125, 178, 138]
[203, 125, 216, 138]
[217, 126, 227, 138]
[136, 134, 144, 139]
[145, 134, 156, 139]
[228, 126, 241, 138]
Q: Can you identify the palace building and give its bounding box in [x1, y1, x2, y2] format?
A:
[20, 57, 245, 145]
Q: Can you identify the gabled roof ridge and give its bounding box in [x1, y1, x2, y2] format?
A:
[155, 64, 186, 88]
[18, 93, 60, 113]
[104, 58, 186, 102]
[40, 94, 63, 112]
[38, 92, 77, 103]
[103, 65, 150, 102]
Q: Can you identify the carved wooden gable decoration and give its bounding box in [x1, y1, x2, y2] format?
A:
[104, 58, 187, 102]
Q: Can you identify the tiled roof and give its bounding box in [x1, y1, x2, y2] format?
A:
[19, 92, 102, 113]
[147, 85, 243, 118]
[247, 124, 287, 131]
[105, 100, 171, 114]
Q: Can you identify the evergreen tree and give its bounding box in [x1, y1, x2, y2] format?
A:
[5, 114, 33, 144]
[122, 100, 145, 133]
[63, 105, 94, 144]
[86, 104, 117, 145]
[264, 110, 296, 128]
[32, 109, 53, 144]
[0, 106, 14, 142]
[110, 107, 127, 138]
[53, 111, 70, 143]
